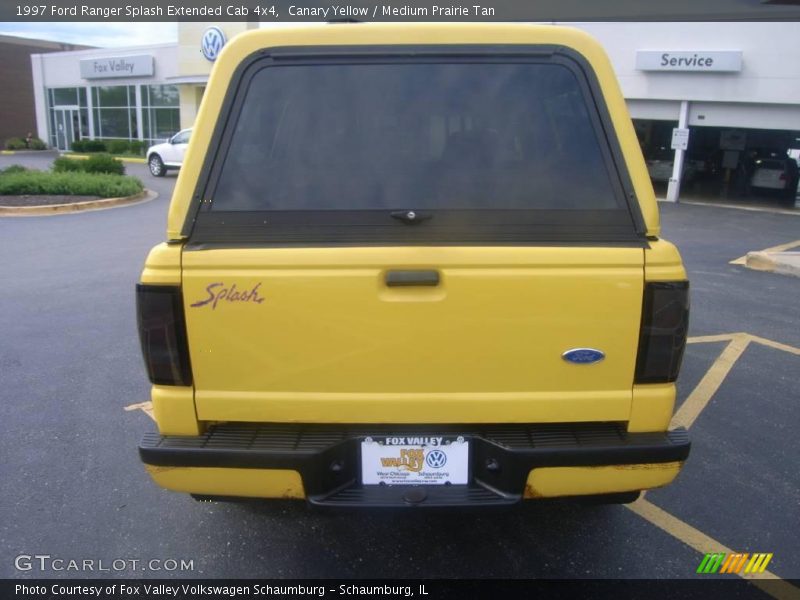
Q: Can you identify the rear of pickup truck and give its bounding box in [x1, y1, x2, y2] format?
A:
[136, 24, 690, 507]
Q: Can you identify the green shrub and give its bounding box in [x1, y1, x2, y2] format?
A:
[5, 136, 47, 150]
[1, 164, 28, 175]
[5, 137, 28, 150]
[0, 170, 143, 197]
[53, 153, 125, 176]
[128, 140, 145, 155]
[106, 140, 130, 154]
[53, 157, 85, 173]
[71, 139, 107, 152]
[71, 139, 145, 155]
[84, 153, 125, 175]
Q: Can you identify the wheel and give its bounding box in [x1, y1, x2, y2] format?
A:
[148, 154, 166, 177]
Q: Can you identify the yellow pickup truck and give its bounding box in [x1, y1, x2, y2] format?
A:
[136, 23, 690, 508]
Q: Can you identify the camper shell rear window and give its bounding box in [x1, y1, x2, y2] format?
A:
[186, 46, 645, 245]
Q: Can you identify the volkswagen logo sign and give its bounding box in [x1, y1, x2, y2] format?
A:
[562, 348, 606, 364]
[201, 27, 226, 62]
[425, 449, 447, 469]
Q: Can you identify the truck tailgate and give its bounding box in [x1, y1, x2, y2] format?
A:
[182, 246, 643, 424]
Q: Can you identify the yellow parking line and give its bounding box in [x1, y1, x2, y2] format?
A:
[730, 240, 800, 265]
[626, 497, 798, 600]
[630, 332, 800, 597]
[124, 401, 155, 421]
[687, 333, 739, 344]
[671, 333, 751, 430]
[748, 334, 800, 357]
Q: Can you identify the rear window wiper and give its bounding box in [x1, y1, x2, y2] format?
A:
[390, 210, 433, 225]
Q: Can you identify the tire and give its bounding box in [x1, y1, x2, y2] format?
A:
[148, 154, 166, 177]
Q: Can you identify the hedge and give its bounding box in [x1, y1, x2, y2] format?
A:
[71, 139, 107, 153]
[71, 139, 147, 155]
[53, 154, 125, 176]
[106, 139, 130, 154]
[5, 136, 47, 150]
[51, 157, 84, 173]
[1, 165, 28, 175]
[128, 140, 145, 155]
[0, 170, 143, 197]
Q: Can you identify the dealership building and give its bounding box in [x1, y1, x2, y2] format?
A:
[26, 21, 800, 197]
[30, 23, 259, 151]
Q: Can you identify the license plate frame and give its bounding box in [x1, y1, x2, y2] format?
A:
[360, 435, 470, 486]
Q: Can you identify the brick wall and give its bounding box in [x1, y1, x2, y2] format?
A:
[0, 36, 92, 148]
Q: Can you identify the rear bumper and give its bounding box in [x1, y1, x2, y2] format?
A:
[139, 422, 690, 507]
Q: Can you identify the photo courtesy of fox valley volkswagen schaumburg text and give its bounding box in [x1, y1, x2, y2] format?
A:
[135, 22, 690, 508]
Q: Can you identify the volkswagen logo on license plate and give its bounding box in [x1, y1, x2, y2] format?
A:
[425, 449, 447, 469]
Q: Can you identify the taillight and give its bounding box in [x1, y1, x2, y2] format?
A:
[136, 284, 192, 386]
[779, 172, 786, 181]
[635, 281, 690, 384]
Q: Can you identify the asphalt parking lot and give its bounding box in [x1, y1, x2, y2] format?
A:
[1, 154, 798, 590]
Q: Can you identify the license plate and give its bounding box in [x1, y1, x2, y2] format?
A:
[361, 436, 469, 485]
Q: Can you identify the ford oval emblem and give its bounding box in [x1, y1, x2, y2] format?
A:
[201, 27, 226, 62]
[562, 348, 605, 364]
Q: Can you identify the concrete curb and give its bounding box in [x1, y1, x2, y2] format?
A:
[745, 251, 800, 278]
[1, 149, 58, 155]
[0, 189, 157, 217]
[658, 198, 800, 216]
[62, 152, 147, 164]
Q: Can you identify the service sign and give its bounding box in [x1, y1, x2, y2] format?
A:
[361, 436, 469, 485]
[636, 50, 742, 72]
[80, 55, 154, 79]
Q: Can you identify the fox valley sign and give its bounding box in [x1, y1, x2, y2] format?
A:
[636, 50, 742, 72]
[80, 55, 154, 79]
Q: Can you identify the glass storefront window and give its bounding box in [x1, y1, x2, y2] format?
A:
[94, 85, 133, 108]
[47, 83, 181, 148]
[96, 108, 131, 138]
[145, 85, 179, 107]
[145, 108, 180, 141]
[92, 108, 101, 135]
[79, 109, 89, 138]
[52, 87, 79, 106]
[142, 84, 180, 145]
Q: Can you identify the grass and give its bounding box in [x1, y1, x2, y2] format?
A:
[0, 169, 143, 197]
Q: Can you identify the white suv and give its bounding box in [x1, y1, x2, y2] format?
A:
[146, 129, 191, 177]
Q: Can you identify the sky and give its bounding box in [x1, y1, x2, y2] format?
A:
[0, 22, 179, 47]
[0, 22, 317, 47]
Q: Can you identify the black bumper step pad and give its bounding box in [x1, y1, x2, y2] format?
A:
[140, 422, 689, 507]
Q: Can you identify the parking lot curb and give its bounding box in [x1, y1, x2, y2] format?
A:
[62, 153, 148, 164]
[660, 198, 800, 216]
[745, 251, 800, 277]
[1, 149, 57, 156]
[0, 189, 157, 216]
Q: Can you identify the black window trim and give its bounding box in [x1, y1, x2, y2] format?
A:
[180, 44, 648, 245]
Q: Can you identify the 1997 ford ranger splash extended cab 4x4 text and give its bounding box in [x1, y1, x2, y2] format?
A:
[136, 23, 690, 508]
